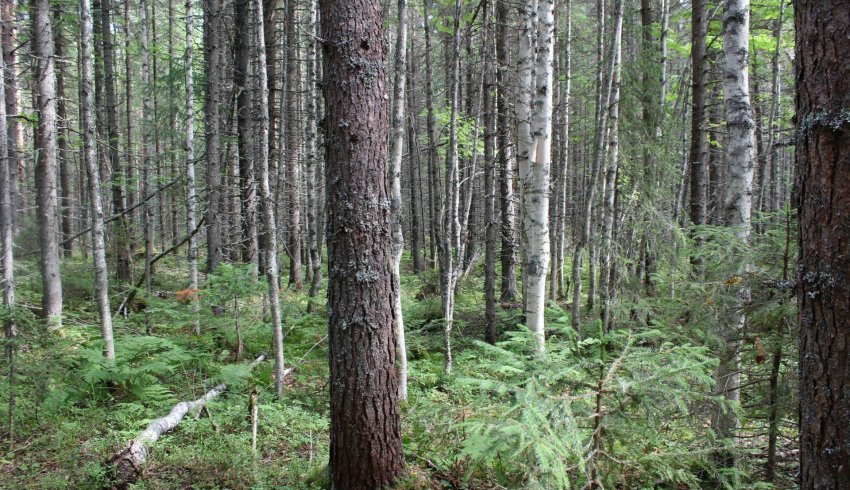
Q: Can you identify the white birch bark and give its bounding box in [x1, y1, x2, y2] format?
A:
[253, 0, 286, 398]
[185, 0, 200, 334]
[388, 0, 408, 400]
[0, 21, 15, 442]
[80, 0, 115, 361]
[714, 0, 756, 448]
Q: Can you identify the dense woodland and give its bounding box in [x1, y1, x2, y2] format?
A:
[0, 0, 847, 487]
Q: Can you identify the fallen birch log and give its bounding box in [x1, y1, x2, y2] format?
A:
[107, 353, 275, 487]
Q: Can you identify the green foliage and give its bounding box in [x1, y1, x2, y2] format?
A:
[451, 326, 720, 488]
[73, 335, 192, 405]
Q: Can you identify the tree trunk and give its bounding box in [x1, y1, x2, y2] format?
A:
[600, 4, 623, 330]
[496, 0, 517, 302]
[406, 33, 425, 274]
[81, 0, 115, 362]
[284, 0, 303, 289]
[388, 0, 409, 402]
[713, 0, 757, 464]
[101, 0, 133, 283]
[140, 0, 155, 332]
[54, 4, 72, 258]
[517, 0, 555, 352]
[185, 0, 200, 334]
[252, 0, 286, 398]
[31, 0, 63, 328]
[203, 0, 224, 272]
[795, 0, 850, 486]
[233, 0, 259, 270]
[423, 0, 441, 271]
[0, 25, 15, 445]
[483, 0, 497, 344]
[688, 0, 708, 228]
[2, 0, 22, 231]
[439, 0, 462, 373]
[570, 0, 621, 330]
[321, 0, 405, 482]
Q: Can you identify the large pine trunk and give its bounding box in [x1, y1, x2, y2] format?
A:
[795, 0, 850, 486]
[320, 0, 405, 484]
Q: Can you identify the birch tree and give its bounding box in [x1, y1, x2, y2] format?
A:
[185, 0, 200, 334]
[517, 0, 555, 352]
[388, 0, 409, 401]
[253, 0, 286, 398]
[713, 0, 757, 462]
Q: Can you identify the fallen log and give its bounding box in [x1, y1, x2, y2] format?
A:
[107, 353, 269, 487]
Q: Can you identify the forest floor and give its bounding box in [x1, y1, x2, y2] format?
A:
[0, 254, 799, 489]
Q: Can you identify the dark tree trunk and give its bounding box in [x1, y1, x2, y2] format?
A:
[203, 0, 224, 271]
[406, 31, 425, 274]
[320, 0, 405, 484]
[483, 0, 496, 343]
[233, 0, 259, 267]
[688, 0, 707, 227]
[101, 0, 133, 282]
[496, 0, 517, 302]
[796, 0, 850, 487]
[54, 4, 72, 258]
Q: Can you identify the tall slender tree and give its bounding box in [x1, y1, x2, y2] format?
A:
[185, 0, 200, 334]
[388, 0, 409, 401]
[31, 0, 63, 328]
[81, 0, 115, 361]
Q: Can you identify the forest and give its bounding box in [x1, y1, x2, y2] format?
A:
[0, 0, 847, 487]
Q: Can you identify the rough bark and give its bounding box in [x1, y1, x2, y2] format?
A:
[2, 0, 22, 229]
[54, 4, 72, 258]
[321, 0, 405, 482]
[284, 0, 302, 289]
[203, 0, 224, 271]
[483, 0, 497, 344]
[233, 0, 259, 269]
[795, 0, 850, 486]
[31, 0, 63, 328]
[688, 0, 708, 228]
